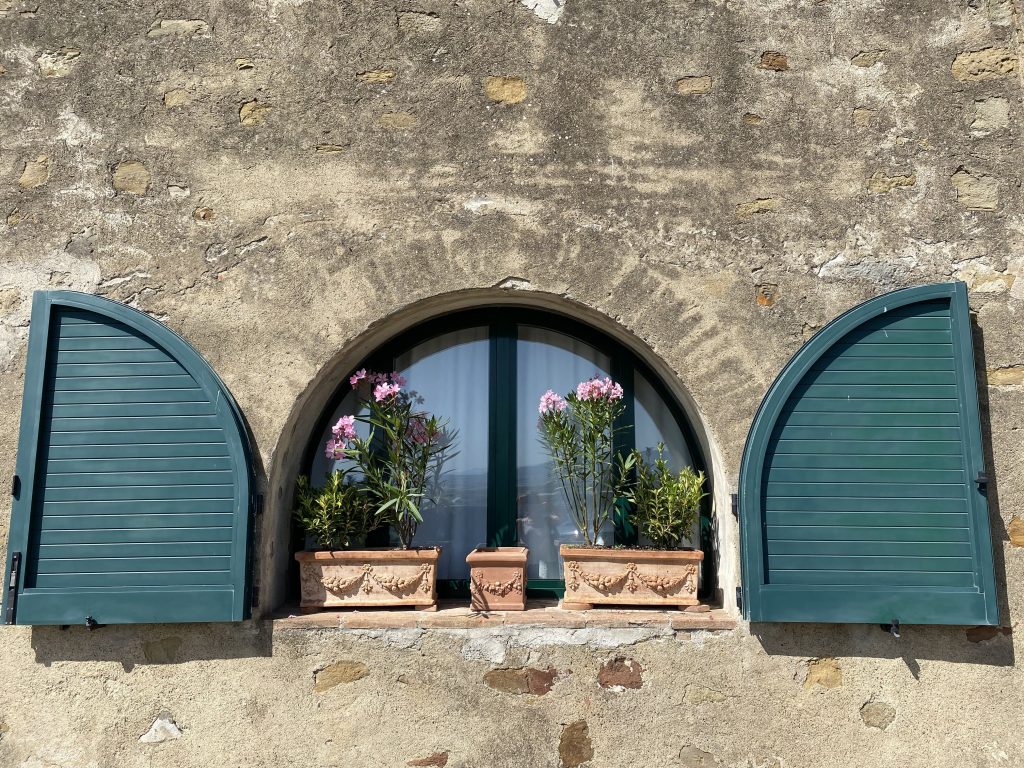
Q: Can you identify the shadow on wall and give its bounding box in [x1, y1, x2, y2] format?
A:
[29, 620, 273, 671]
[752, 621, 1014, 676]
[756, 318, 1014, 673]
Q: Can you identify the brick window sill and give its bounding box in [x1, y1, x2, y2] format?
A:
[273, 599, 737, 631]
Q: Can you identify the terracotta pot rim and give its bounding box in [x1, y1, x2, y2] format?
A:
[558, 544, 704, 561]
[295, 547, 441, 562]
[466, 546, 528, 565]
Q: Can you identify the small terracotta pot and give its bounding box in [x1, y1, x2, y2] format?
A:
[466, 546, 528, 611]
[559, 544, 703, 611]
[295, 547, 440, 612]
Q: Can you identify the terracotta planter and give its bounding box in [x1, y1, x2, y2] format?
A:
[466, 546, 528, 611]
[559, 544, 703, 610]
[295, 547, 440, 612]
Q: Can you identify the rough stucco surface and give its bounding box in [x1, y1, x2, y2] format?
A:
[1, 0, 1024, 766]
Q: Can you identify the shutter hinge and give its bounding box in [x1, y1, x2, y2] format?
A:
[5, 552, 21, 625]
[731, 493, 739, 519]
[11, 474, 20, 499]
[735, 586, 742, 611]
[975, 470, 989, 494]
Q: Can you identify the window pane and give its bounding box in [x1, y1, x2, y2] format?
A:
[516, 326, 613, 580]
[397, 327, 489, 580]
[634, 371, 699, 547]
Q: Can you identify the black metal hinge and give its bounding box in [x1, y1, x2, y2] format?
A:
[975, 470, 989, 495]
[731, 493, 739, 518]
[735, 586, 742, 611]
[6, 552, 21, 625]
[11, 474, 20, 499]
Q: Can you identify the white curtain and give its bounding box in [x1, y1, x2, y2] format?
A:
[516, 326, 613, 580]
[312, 328, 489, 580]
[399, 328, 489, 580]
[634, 371, 699, 547]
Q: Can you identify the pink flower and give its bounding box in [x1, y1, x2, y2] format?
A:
[349, 369, 368, 388]
[374, 381, 401, 402]
[407, 416, 432, 445]
[576, 377, 624, 402]
[325, 438, 346, 460]
[539, 389, 567, 415]
[391, 372, 407, 387]
[331, 414, 357, 442]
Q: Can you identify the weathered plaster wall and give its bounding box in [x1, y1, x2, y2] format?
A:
[1, 0, 1024, 765]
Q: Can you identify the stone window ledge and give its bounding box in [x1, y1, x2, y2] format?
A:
[273, 600, 737, 631]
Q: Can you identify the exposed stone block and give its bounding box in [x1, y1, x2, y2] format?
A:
[951, 47, 1018, 81]
[484, 666, 557, 695]
[676, 76, 713, 95]
[146, 19, 209, 38]
[736, 197, 779, 217]
[598, 657, 643, 689]
[112, 161, 151, 195]
[756, 283, 779, 307]
[484, 76, 527, 104]
[951, 167, 997, 211]
[971, 97, 1010, 137]
[851, 50, 886, 67]
[803, 657, 842, 690]
[18, 156, 50, 189]
[239, 99, 271, 126]
[866, 171, 916, 193]
[860, 701, 896, 730]
[758, 51, 789, 71]
[37, 47, 80, 77]
[852, 106, 876, 126]
[559, 720, 594, 768]
[359, 70, 395, 83]
[1008, 515, 1024, 545]
[314, 660, 369, 691]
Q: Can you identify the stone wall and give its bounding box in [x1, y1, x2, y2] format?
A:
[1, 0, 1023, 766]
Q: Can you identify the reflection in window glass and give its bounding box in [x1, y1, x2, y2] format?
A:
[634, 371, 699, 547]
[516, 327, 612, 580]
[398, 328, 489, 580]
[311, 328, 489, 580]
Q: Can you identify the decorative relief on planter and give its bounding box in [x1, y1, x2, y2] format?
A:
[467, 546, 528, 611]
[295, 548, 440, 611]
[559, 545, 703, 610]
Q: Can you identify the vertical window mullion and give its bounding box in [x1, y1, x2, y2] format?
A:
[487, 321, 517, 547]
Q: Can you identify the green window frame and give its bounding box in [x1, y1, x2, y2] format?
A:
[301, 307, 715, 600]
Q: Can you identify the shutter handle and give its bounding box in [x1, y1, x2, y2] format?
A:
[880, 618, 900, 639]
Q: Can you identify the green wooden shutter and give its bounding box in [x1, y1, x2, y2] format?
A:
[3, 291, 254, 625]
[739, 282, 997, 625]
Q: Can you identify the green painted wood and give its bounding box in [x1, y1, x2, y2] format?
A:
[810, 356, 954, 372]
[766, 525, 970, 542]
[767, 540, 972, 557]
[739, 282, 998, 625]
[781, 412, 960, 427]
[3, 291, 253, 625]
[788, 397, 957, 413]
[39, 513, 236, 530]
[767, 468, 966, 484]
[52, 387, 207, 404]
[47, 442, 229, 460]
[41, 527, 233, 544]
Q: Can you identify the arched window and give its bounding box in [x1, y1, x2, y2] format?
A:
[303, 309, 714, 597]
